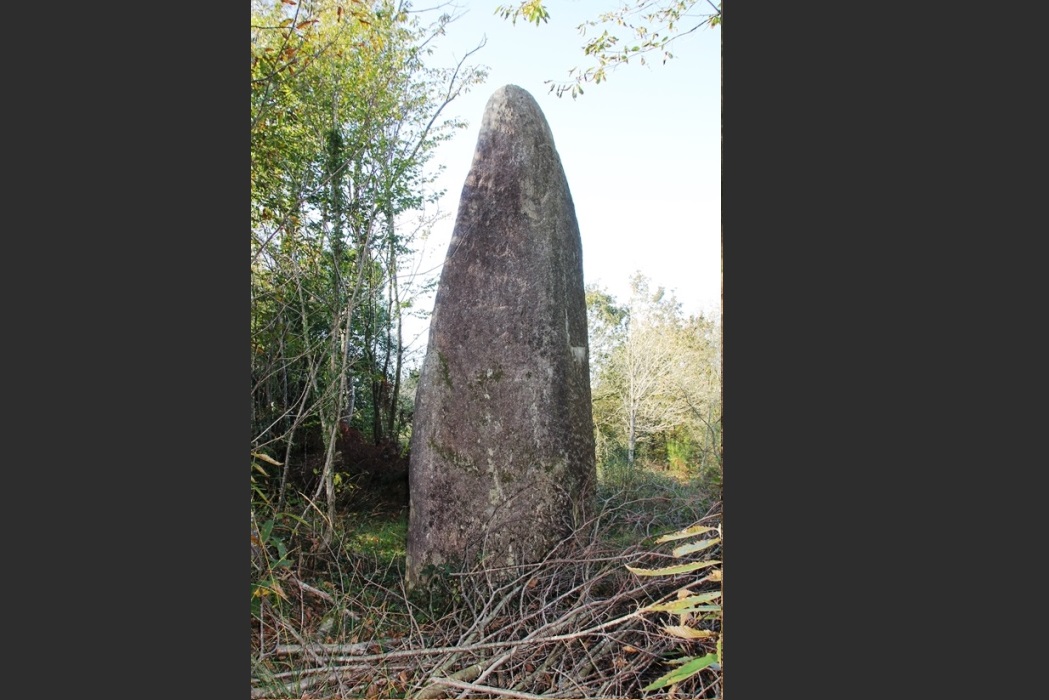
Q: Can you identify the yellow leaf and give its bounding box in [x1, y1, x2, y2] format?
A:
[655, 524, 716, 543]
[251, 451, 283, 466]
[702, 569, 722, 582]
[672, 537, 721, 557]
[627, 559, 720, 577]
[646, 591, 722, 612]
[253, 583, 289, 601]
[664, 625, 716, 639]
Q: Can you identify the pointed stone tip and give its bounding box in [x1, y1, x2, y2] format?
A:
[485, 84, 538, 112]
[494, 83, 530, 97]
[480, 84, 551, 144]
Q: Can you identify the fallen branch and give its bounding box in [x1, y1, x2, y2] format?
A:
[415, 661, 485, 700]
[427, 678, 551, 699]
[251, 495, 722, 699]
[292, 577, 334, 603]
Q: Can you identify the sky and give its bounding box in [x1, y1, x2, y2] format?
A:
[402, 1, 722, 356]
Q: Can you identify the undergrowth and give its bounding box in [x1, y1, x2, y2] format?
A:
[251, 466, 721, 699]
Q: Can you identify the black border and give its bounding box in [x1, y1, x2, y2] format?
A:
[112, 2, 245, 695]
[724, 0, 929, 695]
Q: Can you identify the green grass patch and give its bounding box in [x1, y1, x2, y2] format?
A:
[346, 515, 408, 561]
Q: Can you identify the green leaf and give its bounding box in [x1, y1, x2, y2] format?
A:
[642, 653, 718, 691]
[627, 559, 720, 577]
[656, 603, 721, 614]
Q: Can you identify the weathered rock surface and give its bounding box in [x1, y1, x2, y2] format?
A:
[406, 84, 596, 587]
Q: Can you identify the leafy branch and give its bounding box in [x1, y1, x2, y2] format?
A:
[628, 512, 723, 692]
[494, 1, 723, 97]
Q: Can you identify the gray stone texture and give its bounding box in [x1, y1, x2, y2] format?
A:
[406, 85, 596, 587]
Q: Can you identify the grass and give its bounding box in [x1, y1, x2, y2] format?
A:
[345, 515, 408, 561]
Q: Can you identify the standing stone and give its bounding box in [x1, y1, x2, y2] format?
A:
[406, 85, 596, 587]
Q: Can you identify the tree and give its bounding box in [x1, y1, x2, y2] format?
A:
[585, 284, 628, 386]
[613, 275, 689, 466]
[664, 310, 722, 481]
[587, 274, 721, 476]
[495, 0, 722, 97]
[251, 0, 488, 528]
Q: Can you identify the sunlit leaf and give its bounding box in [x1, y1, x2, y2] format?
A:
[253, 582, 288, 601]
[673, 537, 721, 557]
[627, 559, 719, 577]
[655, 524, 716, 543]
[663, 625, 716, 639]
[680, 606, 721, 615]
[653, 603, 721, 615]
[642, 654, 718, 691]
[252, 451, 283, 466]
[647, 591, 721, 612]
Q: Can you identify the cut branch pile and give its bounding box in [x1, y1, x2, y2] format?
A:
[252, 493, 721, 699]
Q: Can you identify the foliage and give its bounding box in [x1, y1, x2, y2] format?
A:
[495, 0, 550, 25]
[251, 453, 309, 620]
[587, 273, 722, 483]
[250, 0, 488, 525]
[629, 516, 723, 692]
[585, 284, 628, 385]
[494, 0, 723, 97]
[251, 515, 293, 616]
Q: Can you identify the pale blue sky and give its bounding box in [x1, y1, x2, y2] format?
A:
[404, 1, 721, 353]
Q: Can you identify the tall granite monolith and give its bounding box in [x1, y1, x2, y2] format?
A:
[406, 85, 596, 587]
